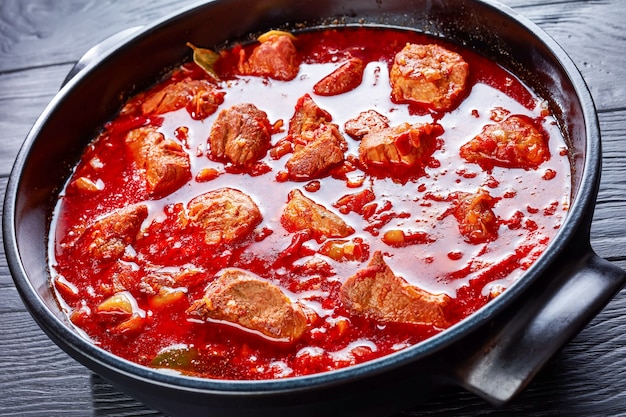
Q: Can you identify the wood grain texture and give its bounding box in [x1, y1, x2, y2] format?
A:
[0, 66, 70, 176]
[0, 0, 195, 71]
[518, 0, 626, 112]
[592, 109, 626, 259]
[1, 0, 625, 416]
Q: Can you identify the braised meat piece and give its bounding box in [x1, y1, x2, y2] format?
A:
[125, 127, 191, 198]
[123, 78, 225, 120]
[186, 81, 227, 120]
[344, 110, 390, 140]
[187, 188, 262, 246]
[358, 122, 442, 173]
[460, 115, 550, 170]
[341, 251, 450, 327]
[313, 57, 365, 96]
[281, 189, 354, 242]
[140, 268, 204, 295]
[73, 204, 148, 262]
[238, 32, 300, 81]
[285, 124, 346, 180]
[208, 103, 273, 166]
[452, 189, 499, 244]
[187, 268, 308, 342]
[390, 43, 469, 112]
[96, 262, 141, 296]
[283, 94, 347, 180]
[287, 93, 334, 138]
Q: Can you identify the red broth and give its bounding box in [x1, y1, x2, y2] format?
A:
[49, 27, 571, 380]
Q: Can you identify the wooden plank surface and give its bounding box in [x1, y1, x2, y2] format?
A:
[1, 0, 625, 415]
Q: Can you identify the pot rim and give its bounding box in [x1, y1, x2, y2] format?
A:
[3, 0, 601, 396]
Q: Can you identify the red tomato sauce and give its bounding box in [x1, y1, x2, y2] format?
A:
[49, 27, 571, 380]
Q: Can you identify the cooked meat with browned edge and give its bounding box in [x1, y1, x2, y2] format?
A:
[452, 188, 499, 244]
[281, 189, 354, 242]
[73, 204, 148, 262]
[125, 127, 191, 198]
[313, 57, 365, 96]
[288, 93, 334, 138]
[358, 122, 442, 171]
[187, 268, 308, 342]
[341, 251, 450, 327]
[285, 124, 346, 180]
[282, 94, 347, 180]
[187, 188, 262, 246]
[344, 109, 390, 140]
[140, 268, 204, 296]
[238, 33, 300, 81]
[208, 103, 273, 166]
[460, 115, 550, 170]
[123, 78, 225, 119]
[390, 43, 469, 112]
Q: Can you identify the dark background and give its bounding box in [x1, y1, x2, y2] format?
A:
[1, 0, 626, 415]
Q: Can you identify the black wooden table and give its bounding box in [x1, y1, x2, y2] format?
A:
[2, 0, 626, 415]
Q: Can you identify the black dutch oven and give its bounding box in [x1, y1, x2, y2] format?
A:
[4, 0, 625, 415]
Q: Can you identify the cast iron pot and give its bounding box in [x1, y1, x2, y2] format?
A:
[4, 0, 626, 415]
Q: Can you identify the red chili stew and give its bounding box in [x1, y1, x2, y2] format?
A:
[49, 26, 571, 380]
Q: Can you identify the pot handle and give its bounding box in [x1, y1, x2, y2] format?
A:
[453, 248, 625, 405]
[62, 26, 143, 87]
